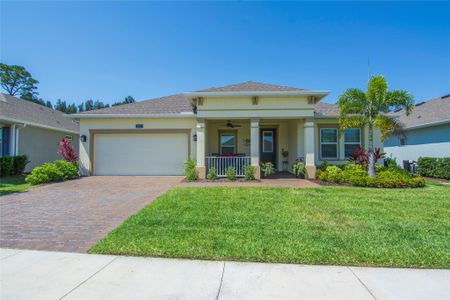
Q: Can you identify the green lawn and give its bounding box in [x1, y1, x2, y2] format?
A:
[0, 176, 31, 196]
[90, 182, 450, 268]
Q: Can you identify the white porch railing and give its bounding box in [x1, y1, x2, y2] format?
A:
[206, 156, 251, 177]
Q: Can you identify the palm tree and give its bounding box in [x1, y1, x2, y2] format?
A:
[337, 75, 414, 177]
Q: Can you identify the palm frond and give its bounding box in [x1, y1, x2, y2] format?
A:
[337, 88, 367, 117]
[385, 90, 415, 115]
[373, 115, 396, 141]
[339, 115, 366, 131]
[367, 75, 388, 107]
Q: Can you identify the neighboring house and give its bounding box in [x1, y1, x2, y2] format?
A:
[71, 81, 383, 179]
[0, 93, 80, 172]
[384, 94, 450, 166]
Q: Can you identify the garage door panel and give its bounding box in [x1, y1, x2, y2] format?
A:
[94, 133, 188, 175]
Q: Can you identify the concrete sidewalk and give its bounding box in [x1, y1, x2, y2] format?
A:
[1, 249, 449, 300]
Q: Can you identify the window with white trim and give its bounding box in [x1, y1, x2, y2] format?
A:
[344, 128, 361, 157]
[219, 132, 236, 154]
[320, 128, 338, 159]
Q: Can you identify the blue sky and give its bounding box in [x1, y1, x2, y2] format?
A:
[1, 1, 449, 105]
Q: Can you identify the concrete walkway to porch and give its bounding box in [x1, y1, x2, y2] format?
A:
[2, 248, 449, 300]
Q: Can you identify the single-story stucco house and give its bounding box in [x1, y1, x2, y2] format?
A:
[0, 93, 80, 172]
[384, 94, 450, 166]
[71, 81, 383, 179]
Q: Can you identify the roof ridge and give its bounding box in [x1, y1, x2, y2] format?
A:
[195, 80, 306, 92]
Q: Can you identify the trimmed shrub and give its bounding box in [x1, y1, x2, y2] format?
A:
[225, 167, 237, 181]
[417, 157, 450, 179]
[207, 167, 218, 181]
[184, 159, 198, 181]
[53, 160, 78, 180]
[0, 156, 14, 177]
[317, 160, 329, 171]
[25, 160, 78, 185]
[0, 155, 28, 177]
[384, 157, 398, 169]
[375, 169, 425, 188]
[244, 165, 255, 181]
[342, 164, 367, 183]
[320, 166, 343, 183]
[320, 163, 425, 188]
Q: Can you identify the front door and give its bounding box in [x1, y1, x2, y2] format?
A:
[260, 128, 277, 167]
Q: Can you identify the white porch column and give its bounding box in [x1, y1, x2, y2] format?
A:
[196, 118, 206, 179]
[250, 118, 261, 179]
[303, 120, 316, 179]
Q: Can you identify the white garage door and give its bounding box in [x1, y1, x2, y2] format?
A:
[93, 133, 188, 175]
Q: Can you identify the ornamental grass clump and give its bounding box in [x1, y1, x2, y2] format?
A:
[207, 167, 218, 180]
[244, 164, 255, 181]
[225, 166, 237, 181]
[183, 159, 198, 181]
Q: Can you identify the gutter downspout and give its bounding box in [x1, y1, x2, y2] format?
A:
[9, 124, 16, 155]
[14, 123, 26, 155]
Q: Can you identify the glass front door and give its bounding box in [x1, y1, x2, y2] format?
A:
[260, 128, 276, 167]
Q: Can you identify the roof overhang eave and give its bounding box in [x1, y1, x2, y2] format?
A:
[68, 112, 195, 119]
[403, 119, 450, 131]
[183, 90, 330, 98]
[0, 116, 79, 134]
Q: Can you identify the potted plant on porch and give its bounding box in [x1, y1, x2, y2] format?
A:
[292, 159, 306, 178]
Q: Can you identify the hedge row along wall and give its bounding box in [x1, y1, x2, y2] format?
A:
[417, 157, 450, 180]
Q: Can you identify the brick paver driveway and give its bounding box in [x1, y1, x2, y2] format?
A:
[0, 176, 182, 252]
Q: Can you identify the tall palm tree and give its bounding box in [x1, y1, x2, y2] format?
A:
[337, 75, 414, 177]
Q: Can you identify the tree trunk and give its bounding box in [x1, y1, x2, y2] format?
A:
[368, 124, 376, 177]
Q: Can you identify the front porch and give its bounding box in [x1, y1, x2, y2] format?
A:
[195, 118, 317, 179]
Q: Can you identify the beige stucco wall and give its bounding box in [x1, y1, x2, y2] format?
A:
[288, 120, 299, 167]
[197, 95, 316, 119]
[206, 120, 251, 156]
[18, 125, 79, 172]
[313, 119, 383, 165]
[78, 118, 197, 176]
[77, 115, 384, 176]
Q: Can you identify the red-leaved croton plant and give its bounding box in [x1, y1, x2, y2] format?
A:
[57, 138, 78, 162]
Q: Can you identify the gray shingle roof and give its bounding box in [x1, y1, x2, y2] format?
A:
[196, 81, 306, 92]
[0, 93, 79, 132]
[75, 81, 325, 116]
[314, 102, 339, 117]
[77, 94, 193, 115]
[388, 95, 450, 129]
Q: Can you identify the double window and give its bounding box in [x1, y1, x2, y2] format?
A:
[320, 128, 362, 159]
[219, 132, 236, 154]
[320, 128, 338, 159]
[344, 128, 361, 157]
